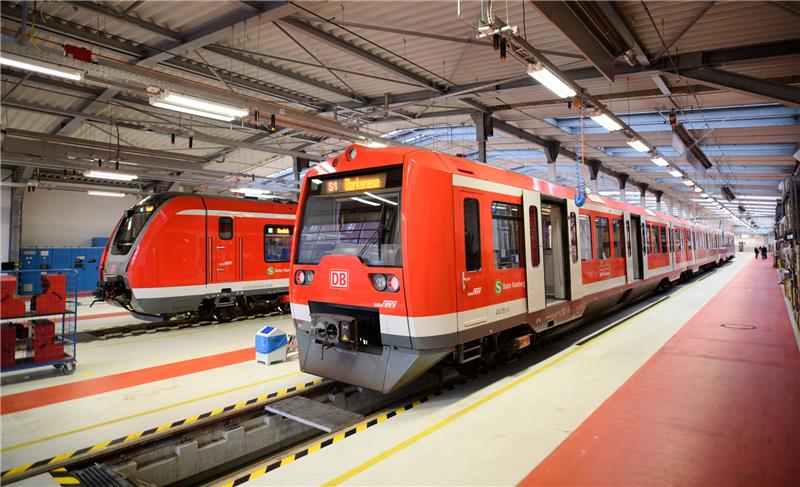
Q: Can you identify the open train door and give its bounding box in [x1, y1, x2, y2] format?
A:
[623, 211, 634, 283]
[522, 189, 545, 313]
[565, 199, 584, 302]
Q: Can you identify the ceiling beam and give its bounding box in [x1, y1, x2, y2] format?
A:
[280, 18, 446, 93]
[530, 1, 618, 81]
[653, 2, 716, 60]
[669, 67, 800, 108]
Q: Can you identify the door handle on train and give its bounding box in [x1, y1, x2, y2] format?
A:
[216, 246, 226, 249]
[462, 272, 471, 291]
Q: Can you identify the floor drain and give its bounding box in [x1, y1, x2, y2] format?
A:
[721, 323, 757, 330]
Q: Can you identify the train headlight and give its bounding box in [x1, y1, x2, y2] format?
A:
[372, 273, 387, 291]
[386, 274, 400, 292]
[304, 270, 314, 284]
[294, 270, 306, 285]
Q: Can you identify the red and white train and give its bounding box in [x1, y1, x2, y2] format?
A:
[289, 145, 734, 393]
[97, 193, 296, 321]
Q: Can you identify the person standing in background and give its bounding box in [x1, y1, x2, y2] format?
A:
[755, 247, 760, 259]
[761, 246, 767, 259]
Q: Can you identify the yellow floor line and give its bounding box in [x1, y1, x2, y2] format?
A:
[1, 371, 301, 452]
[324, 267, 731, 486]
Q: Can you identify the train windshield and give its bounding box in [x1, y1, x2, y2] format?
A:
[110, 194, 167, 255]
[296, 167, 403, 267]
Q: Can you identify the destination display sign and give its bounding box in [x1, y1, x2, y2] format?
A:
[320, 173, 387, 194]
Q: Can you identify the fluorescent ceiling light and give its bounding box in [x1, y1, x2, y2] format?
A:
[151, 100, 235, 122]
[162, 92, 249, 118]
[682, 179, 695, 186]
[650, 155, 669, 167]
[667, 167, 683, 178]
[230, 187, 270, 196]
[87, 190, 126, 197]
[693, 186, 703, 192]
[738, 195, 780, 201]
[590, 111, 622, 132]
[702, 193, 710, 198]
[527, 63, 576, 98]
[84, 170, 138, 181]
[626, 138, 650, 153]
[0, 53, 82, 81]
[351, 196, 380, 207]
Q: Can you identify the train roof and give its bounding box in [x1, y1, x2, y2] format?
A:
[128, 192, 297, 213]
[319, 145, 728, 235]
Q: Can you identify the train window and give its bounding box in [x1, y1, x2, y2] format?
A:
[264, 225, 293, 262]
[660, 226, 668, 253]
[529, 206, 540, 267]
[579, 215, 592, 261]
[594, 217, 610, 260]
[645, 223, 652, 254]
[612, 219, 622, 258]
[652, 225, 660, 255]
[219, 217, 233, 240]
[492, 202, 524, 270]
[688, 231, 693, 251]
[625, 220, 631, 257]
[464, 198, 482, 272]
[669, 228, 674, 252]
[569, 212, 578, 263]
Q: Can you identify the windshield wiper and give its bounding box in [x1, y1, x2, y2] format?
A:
[357, 205, 387, 261]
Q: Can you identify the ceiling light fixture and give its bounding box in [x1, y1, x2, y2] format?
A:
[84, 170, 138, 181]
[527, 62, 576, 99]
[650, 155, 669, 167]
[161, 92, 249, 118]
[682, 179, 695, 186]
[667, 167, 682, 178]
[590, 110, 622, 132]
[87, 190, 126, 197]
[0, 53, 83, 81]
[626, 138, 650, 153]
[693, 186, 703, 192]
[150, 100, 235, 122]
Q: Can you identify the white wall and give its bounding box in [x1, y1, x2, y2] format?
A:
[1, 186, 11, 262]
[736, 234, 775, 253]
[21, 189, 138, 247]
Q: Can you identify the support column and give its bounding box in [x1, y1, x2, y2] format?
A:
[638, 183, 648, 208]
[668, 198, 674, 216]
[7, 167, 33, 265]
[655, 191, 663, 213]
[544, 140, 560, 183]
[587, 159, 601, 194]
[617, 173, 629, 202]
[470, 112, 493, 163]
[293, 153, 311, 182]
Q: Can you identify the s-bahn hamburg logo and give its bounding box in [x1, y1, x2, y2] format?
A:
[267, 267, 274, 276]
[495, 279, 503, 295]
[330, 269, 349, 289]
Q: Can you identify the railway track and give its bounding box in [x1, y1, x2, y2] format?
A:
[4, 264, 725, 486]
[77, 309, 288, 343]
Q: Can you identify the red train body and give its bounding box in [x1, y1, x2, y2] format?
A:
[289, 146, 735, 393]
[98, 193, 296, 320]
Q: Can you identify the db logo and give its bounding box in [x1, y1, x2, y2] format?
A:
[330, 269, 349, 289]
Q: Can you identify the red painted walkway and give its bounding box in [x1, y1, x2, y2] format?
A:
[0, 347, 254, 415]
[522, 257, 800, 486]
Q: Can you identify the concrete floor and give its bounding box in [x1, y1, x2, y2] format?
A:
[4, 253, 794, 487]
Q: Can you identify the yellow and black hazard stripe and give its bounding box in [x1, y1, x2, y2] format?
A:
[221, 378, 469, 487]
[0, 379, 325, 481]
[49, 467, 83, 486]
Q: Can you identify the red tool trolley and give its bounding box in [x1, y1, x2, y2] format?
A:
[1, 269, 78, 375]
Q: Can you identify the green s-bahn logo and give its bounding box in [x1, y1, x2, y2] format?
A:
[268, 267, 274, 276]
[495, 279, 503, 295]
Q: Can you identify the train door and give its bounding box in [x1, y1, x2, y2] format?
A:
[623, 212, 633, 283]
[541, 199, 568, 303]
[565, 199, 583, 301]
[213, 216, 237, 282]
[454, 190, 489, 332]
[522, 189, 545, 314]
[629, 214, 644, 280]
